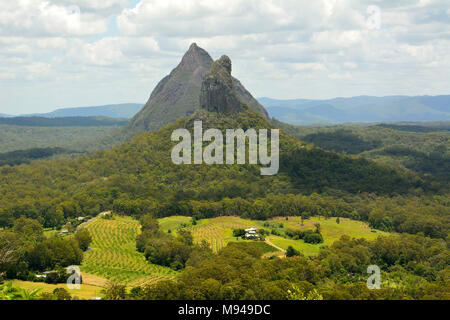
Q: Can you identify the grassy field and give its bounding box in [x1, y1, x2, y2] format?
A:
[43, 228, 59, 238]
[81, 215, 177, 286]
[266, 216, 388, 256]
[159, 216, 257, 253]
[158, 216, 192, 233]
[158, 216, 389, 256]
[11, 280, 103, 300]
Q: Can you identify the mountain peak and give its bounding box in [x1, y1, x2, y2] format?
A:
[216, 55, 232, 74]
[200, 56, 242, 114]
[179, 43, 213, 71]
[127, 44, 269, 133]
[188, 42, 199, 50]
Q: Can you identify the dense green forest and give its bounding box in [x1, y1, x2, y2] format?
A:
[132, 233, 449, 300]
[273, 119, 450, 183]
[376, 123, 450, 133]
[0, 147, 81, 166]
[0, 110, 446, 234]
[128, 215, 449, 300]
[0, 110, 449, 300]
[0, 124, 122, 153]
[0, 217, 91, 282]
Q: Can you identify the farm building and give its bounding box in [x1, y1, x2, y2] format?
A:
[245, 227, 260, 239]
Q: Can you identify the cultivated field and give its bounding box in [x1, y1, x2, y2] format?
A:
[158, 216, 257, 253]
[79, 214, 388, 289]
[267, 216, 388, 255]
[158, 215, 388, 256]
[11, 280, 103, 300]
[81, 216, 177, 285]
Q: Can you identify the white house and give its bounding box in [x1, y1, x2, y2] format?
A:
[245, 227, 259, 239]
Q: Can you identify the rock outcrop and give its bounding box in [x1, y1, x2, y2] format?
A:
[200, 55, 243, 114]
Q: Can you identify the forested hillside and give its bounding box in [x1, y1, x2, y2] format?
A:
[0, 109, 448, 300]
[273, 119, 450, 186]
[0, 147, 79, 166]
[0, 116, 127, 127]
[0, 125, 123, 154]
[0, 110, 446, 236]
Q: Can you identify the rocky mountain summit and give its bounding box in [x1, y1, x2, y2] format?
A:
[200, 55, 243, 114]
[127, 43, 268, 133]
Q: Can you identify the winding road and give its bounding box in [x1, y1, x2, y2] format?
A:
[265, 239, 286, 253]
[76, 211, 111, 232]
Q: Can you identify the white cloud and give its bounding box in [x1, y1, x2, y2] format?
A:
[61, 0, 129, 11]
[0, 0, 449, 114]
[292, 63, 327, 72]
[0, 1, 108, 37]
[329, 72, 352, 80]
[117, 0, 363, 37]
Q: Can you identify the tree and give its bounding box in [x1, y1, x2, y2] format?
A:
[314, 223, 321, 234]
[12, 217, 44, 242]
[102, 281, 126, 300]
[288, 286, 323, 300]
[28, 237, 83, 271]
[45, 272, 59, 284]
[53, 288, 72, 300]
[75, 229, 92, 251]
[232, 229, 246, 238]
[336, 217, 340, 224]
[177, 230, 193, 246]
[303, 232, 323, 244]
[0, 231, 21, 280]
[286, 246, 301, 257]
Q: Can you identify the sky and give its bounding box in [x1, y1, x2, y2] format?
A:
[0, 0, 449, 115]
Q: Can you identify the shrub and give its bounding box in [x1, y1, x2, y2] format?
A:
[286, 246, 301, 257]
[303, 231, 324, 244]
[232, 229, 246, 237]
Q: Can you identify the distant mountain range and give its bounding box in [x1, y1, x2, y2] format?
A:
[27, 103, 143, 119]
[0, 103, 143, 119]
[0, 116, 128, 127]
[260, 95, 450, 125]
[1, 94, 449, 126]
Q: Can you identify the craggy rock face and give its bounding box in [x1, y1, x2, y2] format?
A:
[127, 43, 269, 133]
[200, 56, 243, 114]
[217, 55, 232, 74]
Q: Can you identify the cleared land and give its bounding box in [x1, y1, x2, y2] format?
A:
[81, 215, 176, 285]
[266, 216, 388, 255]
[158, 216, 389, 256]
[78, 215, 388, 289]
[11, 280, 103, 300]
